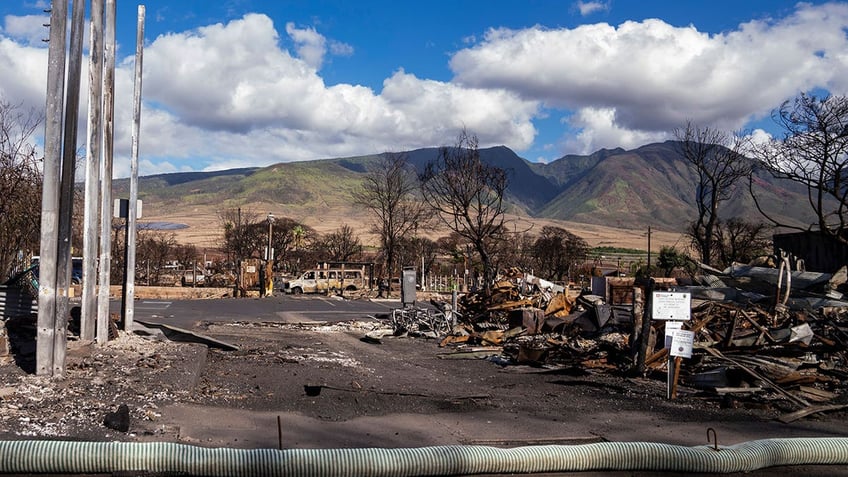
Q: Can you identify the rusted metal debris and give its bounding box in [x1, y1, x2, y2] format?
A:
[430, 265, 848, 420]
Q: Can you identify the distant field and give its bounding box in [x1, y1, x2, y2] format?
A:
[142, 200, 686, 253]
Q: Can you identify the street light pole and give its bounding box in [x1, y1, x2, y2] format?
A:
[266, 213, 275, 297]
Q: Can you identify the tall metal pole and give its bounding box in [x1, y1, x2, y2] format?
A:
[122, 4, 145, 330]
[52, 0, 85, 375]
[96, 0, 116, 344]
[265, 212, 274, 297]
[36, 0, 67, 376]
[81, 0, 104, 341]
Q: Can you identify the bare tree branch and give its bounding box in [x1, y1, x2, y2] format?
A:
[419, 129, 508, 289]
[751, 93, 848, 245]
[353, 151, 427, 280]
[673, 121, 752, 265]
[0, 100, 43, 279]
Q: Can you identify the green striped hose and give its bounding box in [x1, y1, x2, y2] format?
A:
[0, 438, 847, 476]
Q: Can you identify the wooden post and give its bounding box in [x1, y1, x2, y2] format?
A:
[722, 310, 739, 348]
[670, 356, 682, 399]
[634, 279, 655, 376]
[630, 286, 643, 361]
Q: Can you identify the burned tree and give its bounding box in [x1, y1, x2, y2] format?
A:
[532, 226, 589, 282]
[674, 122, 752, 266]
[320, 224, 362, 262]
[172, 243, 200, 270]
[714, 218, 772, 268]
[0, 100, 42, 279]
[353, 152, 427, 282]
[420, 130, 508, 290]
[269, 217, 312, 272]
[218, 207, 265, 262]
[499, 230, 537, 273]
[135, 230, 177, 285]
[657, 245, 688, 277]
[411, 236, 440, 283]
[752, 93, 848, 246]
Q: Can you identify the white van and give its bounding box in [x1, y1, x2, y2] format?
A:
[284, 269, 365, 294]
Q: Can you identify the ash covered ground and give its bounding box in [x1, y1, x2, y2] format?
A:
[2, 317, 834, 449]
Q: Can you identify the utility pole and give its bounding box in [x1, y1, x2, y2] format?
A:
[52, 0, 85, 375]
[36, 0, 68, 376]
[122, 5, 145, 330]
[81, 0, 104, 341]
[97, 0, 116, 344]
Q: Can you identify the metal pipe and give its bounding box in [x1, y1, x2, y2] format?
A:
[122, 4, 145, 330]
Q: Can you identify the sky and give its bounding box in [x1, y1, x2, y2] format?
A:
[1, 0, 847, 177]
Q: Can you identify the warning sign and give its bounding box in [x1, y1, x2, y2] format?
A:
[652, 291, 691, 321]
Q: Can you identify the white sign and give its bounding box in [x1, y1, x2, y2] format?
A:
[670, 330, 695, 358]
[664, 321, 684, 349]
[652, 292, 691, 321]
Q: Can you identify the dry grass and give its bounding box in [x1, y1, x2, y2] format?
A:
[143, 201, 686, 253]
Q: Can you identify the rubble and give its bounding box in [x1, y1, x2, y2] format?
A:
[0, 330, 202, 439]
[427, 264, 848, 421]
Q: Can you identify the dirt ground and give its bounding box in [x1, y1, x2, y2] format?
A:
[1, 303, 847, 475]
[1, 315, 845, 440]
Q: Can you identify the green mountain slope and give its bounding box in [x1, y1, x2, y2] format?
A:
[121, 141, 819, 234]
[535, 141, 813, 230]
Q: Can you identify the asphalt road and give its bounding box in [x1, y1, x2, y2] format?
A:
[116, 294, 405, 329]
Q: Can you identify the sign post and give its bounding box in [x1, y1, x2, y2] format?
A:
[653, 291, 692, 399]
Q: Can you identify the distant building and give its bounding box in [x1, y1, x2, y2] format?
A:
[772, 231, 848, 273]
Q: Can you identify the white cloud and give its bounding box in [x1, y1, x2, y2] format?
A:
[128, 14, 539, 175]
[4, 3, 848, 176]
[2, 14, 49, 46]
[0, 35, 48, 107]
[450, 2, 848, 154]
[574, 1, 610, 17]
[562, 107, 668, 154]
[284, 21, 353, 71]
[285, 22, 328, 70]
[329, 40, 354, 57]
[743, 128, 773, 156]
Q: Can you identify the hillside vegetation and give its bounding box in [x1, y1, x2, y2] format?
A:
[120, 141, 810, 251]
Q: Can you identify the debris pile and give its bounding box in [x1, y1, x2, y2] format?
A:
[0, 332, 198, 439]
[429, 265, 848, 420]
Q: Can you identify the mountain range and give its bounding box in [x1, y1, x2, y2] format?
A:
[114, 141, 812, 246]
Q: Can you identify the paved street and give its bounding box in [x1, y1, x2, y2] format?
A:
[115, 294, 404, 329]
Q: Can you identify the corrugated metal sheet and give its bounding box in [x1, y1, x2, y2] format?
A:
[0, 285, 38, 319]
[773, 231, 848, 273]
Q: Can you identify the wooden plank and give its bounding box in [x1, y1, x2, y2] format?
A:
[778, 404, 848, 424]
[797, 386, 838, 402]
[703, 347, 809, 408]
[715, 387, 763, 394]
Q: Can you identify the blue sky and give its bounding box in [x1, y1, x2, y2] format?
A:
[0, 0, 846, 176]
